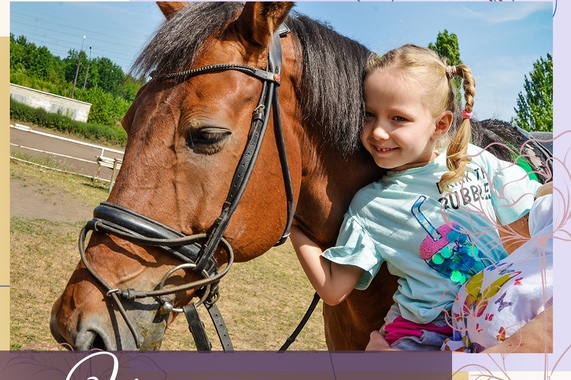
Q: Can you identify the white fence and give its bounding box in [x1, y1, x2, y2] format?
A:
[10, 123, 124, 191]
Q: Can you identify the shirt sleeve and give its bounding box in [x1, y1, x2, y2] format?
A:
[321, 213, 384, 290]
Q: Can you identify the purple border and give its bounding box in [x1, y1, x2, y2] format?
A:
[0, 351, 455, 379]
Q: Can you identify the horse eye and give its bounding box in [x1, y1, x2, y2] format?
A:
[187, 127, 231, 154]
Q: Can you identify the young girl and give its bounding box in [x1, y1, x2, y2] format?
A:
[290, 44, 549, 351]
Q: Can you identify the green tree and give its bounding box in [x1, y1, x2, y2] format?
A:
[93, 57, 125, 97]
[9, 34, 27, 72]
[76, 86, 131, 127]
[62, 48, 89, 93]
[428, 29, 462, 66]
[121, 74, 146, 103]
[10, 34, 65, 84]
[428, 30, 463, 105]
[512, 53, 553, 132]
[10, 33, 146, 127]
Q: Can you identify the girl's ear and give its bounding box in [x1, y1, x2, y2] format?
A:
[433, 111, 454, 139]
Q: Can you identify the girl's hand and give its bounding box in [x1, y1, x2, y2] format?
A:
[535, 182, 553, 199]
[365, 330, 399, 351]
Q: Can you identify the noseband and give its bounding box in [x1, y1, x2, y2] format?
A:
[78, 26, 295, 350]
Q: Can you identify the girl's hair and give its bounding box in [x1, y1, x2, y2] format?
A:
[365, 44, 476, 190]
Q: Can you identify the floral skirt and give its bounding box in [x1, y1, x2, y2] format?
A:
[441, 194, 553, 352]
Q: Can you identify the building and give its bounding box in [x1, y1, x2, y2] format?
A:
[10, 83, 92, 123]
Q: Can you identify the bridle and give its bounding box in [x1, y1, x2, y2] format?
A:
[77, 25, 300, 350]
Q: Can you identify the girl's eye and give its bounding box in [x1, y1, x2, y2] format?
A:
[393, 116, 407, 122]
[364, 112, 375, 120]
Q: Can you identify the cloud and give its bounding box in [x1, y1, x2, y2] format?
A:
[461, 2, 552, 26]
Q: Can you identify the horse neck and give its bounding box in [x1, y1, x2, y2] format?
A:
[296, 142, 383, 248]
[278, 32, 382, 247]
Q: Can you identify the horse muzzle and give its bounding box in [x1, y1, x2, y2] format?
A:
[50, 292, 168, 351]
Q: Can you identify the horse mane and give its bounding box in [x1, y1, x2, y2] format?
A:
[130, 2, 370, 155]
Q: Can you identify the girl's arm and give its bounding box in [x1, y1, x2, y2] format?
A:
[289, 225, 364, 306]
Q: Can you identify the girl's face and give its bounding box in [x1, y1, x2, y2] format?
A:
[361, 69, 451, 171]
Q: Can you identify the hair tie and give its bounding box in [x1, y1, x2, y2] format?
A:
[446, 65, 457, 79]
[462, 110, 473, 120]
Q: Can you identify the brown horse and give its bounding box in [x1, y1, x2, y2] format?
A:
[50, 2, 552, 351]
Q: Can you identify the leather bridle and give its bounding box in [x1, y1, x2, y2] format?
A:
[77, 25, 296, 350]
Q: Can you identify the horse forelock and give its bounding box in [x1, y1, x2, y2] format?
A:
[131, 2, 243, 78]
[131, 3, 371, 156]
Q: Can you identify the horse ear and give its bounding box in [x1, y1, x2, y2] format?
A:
[157, 1, 188, 19]
[236, 2, 294, 47]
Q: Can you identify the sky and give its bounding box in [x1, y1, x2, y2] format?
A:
[8, 1, 553, 122]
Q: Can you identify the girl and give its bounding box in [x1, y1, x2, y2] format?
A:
[290, 44, 550, 351]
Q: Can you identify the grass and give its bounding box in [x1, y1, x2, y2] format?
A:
[10, 150, 111, 192]
[10, 156, 110, 202]
[10, 150, 69, 171]
[10, 217, 80, 351]
[10, 160, 327, 351]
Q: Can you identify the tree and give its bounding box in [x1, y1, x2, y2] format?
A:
[10, 33, 146, 126]
[121, 74, 147, 103]
[63, 49, 89, 85]
[512, 53, 553, 132]
[9, 34, 27, 71]
[93, 57, 125, 97]
[428, 29, 462, 66]
[428, 30, 462, 105]
[10, 34, 65, 84]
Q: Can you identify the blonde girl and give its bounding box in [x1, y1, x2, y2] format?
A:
[290, 44, 549, 351]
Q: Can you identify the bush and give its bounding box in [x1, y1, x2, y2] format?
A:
[10, 70, 71, 96]
[74, 87, 130, 127]
[10, 97, 127, 146]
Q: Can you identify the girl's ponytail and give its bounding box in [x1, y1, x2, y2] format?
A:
[439, 64, 476, 190]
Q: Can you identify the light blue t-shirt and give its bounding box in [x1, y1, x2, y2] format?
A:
[322, 144, 541, 324]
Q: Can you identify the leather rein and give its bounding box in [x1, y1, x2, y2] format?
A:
[77, 26, 306, 351]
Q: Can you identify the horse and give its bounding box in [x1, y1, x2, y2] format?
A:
[50, 2, 552, 351]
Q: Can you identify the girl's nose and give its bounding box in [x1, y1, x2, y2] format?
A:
[371, 123, 390, 140]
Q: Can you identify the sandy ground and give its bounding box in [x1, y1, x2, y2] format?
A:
[9, 124, 111, 222]
[10, 176, 93, 223]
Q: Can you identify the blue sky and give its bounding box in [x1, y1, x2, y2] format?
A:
[8, 1, 553, 122]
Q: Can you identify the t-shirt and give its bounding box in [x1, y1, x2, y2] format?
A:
[322, 144, 541, 324]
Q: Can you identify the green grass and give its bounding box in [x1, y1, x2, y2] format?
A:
[10, 216, 82, 350]
[10, 150, 69, 170]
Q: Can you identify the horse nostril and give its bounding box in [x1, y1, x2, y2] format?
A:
[91, 333, 106, 350]
[75, 330, 107, 351]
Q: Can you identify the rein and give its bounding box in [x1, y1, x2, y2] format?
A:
[78, 25, 302, 350]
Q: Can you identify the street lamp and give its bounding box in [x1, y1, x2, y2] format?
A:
[83, 46, 92, 90]
[71, 35, 86, 98]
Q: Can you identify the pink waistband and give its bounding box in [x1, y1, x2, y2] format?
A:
[384, 316, 453, 345]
